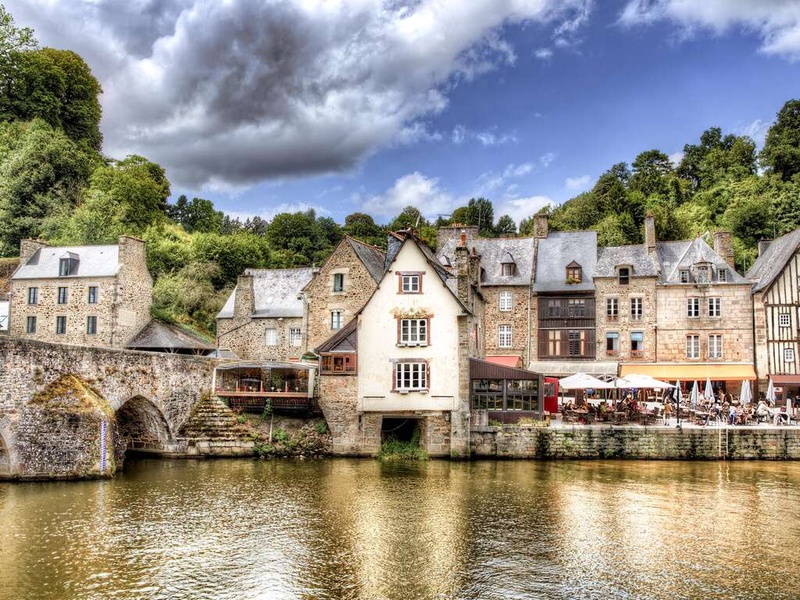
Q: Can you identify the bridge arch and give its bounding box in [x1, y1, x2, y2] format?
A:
[0, 432, 11, 476]
[116, 395, 173, 455]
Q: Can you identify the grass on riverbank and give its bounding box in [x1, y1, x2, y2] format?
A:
[378, 428, 428, 461]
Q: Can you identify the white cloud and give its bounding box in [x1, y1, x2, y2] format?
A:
[474, 162, 535, 196]
[495, 195, 554, 225]
[619, 0, 800, 60]
[225, 202, 329, 224]
[667, 150, 684, 167]
[539, 152, 556, 167]
[534, 47, 554, 60]
[451, 124, 517, 146]
[395, 122, 443, 145]
[737, 118, 771, 146]
[360, 172, 455, 219]
[565, 174, 591, 190]
[4, 0, 593, 188]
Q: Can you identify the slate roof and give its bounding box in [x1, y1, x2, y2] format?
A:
[315, 318, 357, 353]
[346, 237, 386, 282]
[656, 238, 748, 284]
[595, 245, 660, 278]
[746, 228, 800, 293]
[12, 244, 120, 279]
[126, 320, 216, 352]
[436, 237, 535, 286]
[532, 231, 597, 292]
[216, 268, 314, 319]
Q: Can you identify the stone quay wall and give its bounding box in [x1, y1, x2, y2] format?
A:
[471, 425, 800, 460]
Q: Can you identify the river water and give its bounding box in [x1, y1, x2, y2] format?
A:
[1, 458, 799, 600]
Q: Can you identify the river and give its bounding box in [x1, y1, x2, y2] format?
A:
[1, 458, 799, 600]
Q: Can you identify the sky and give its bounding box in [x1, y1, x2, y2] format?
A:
[5, 0, 800, 227]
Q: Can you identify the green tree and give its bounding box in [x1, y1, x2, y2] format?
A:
[388, 205, 429, 231]
[629, 150, 673, 199]
[343, 212, 384, 246]
[168, 194, 223, 233]
[495, 214, 516, 235]
[0, 4, 36, 90]
[760, 99, 800, 181]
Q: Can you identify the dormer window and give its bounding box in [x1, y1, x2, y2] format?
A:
[500, 251, 516, 277]
[618, 267, 630, 285]
[679, 270, 690, 283]
[58, 252, 78, 277]
[717, 268, 727, 282]
[501, 263, 514, 277]
[566, 261, 582, 284]
[696, 264, 710, 283]
[59, 258, 70, 276]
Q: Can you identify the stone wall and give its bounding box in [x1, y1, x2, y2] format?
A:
[594, 276, 657, 362]
[318, 373, 360, 453]
[216, 315, 305, 361]
[0, 258, 19, 296]
[115, 235, 154, 346]
[481, 285, 531, 364]
[471, 426, 800, 459]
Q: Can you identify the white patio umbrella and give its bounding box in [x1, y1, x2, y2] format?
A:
[787, 396, 793, 418]
[558, 373, 615, 390]
[765, 378, 776, 404]
[623, 374, 675, 389]
[705, 377, 714, 401]
[690, 380, 700, 410]
[740, 380, 752, 406]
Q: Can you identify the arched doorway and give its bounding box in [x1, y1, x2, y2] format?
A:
[0, 433, 10, 476]
[116, 396, 172, 455]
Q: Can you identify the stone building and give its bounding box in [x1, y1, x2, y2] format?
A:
[437, 227, 535, 367]
[594, 216, 660, 367]
[747, 228, 800, 397]
[303, 235, 385, 350]
[216, 268, 314, 361]
[8, 236, 152, 348]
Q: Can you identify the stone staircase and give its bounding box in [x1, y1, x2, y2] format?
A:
[179, 396, 255, 455]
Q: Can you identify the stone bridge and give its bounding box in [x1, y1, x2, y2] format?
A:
[0, 337, 217, 479]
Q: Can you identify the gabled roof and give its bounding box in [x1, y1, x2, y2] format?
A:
[436, 236, 534, 286]
[315, 318, 357, 353]
[595, 245, 660, 278]
[746, 228, 800, 293]
[346, 237, 386, 282]
[533, 231, 597, 292]
[656, 238, 747, 284]
[126, 320, 216, 352]
[12, 244, 120, 279]
[216, 268, 314, 319]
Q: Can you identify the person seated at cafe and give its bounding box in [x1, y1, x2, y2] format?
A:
[703, 404, 720, 425]
[755, 400, 773, 423]
[774, 406, 789, 426]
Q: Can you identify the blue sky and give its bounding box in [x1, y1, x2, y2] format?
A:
[6, 0, 800, 227]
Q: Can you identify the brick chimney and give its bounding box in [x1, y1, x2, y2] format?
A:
[644, 214, 656, 253]
[714, 231, 735, 269]
[117, 235, 147, 269]
[533, 215, 549, 239]
[455, 233, 471, 307]
[19, 239, 48, 264]
[437, 224, 478, 251]
[234, 273, 255, 319]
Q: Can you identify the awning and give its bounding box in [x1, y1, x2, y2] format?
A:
[470, 358, 539, 380]
[619, 363, 756, 381]
[486, 355, 522, 368]
[527, 360, 618, 377]
[770, 374, 800, 385]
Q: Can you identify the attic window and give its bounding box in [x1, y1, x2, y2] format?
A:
[679, 270, 690, 283]
[58, 252, 78, 276]
[696, 265, 710, 283]
[566, 261, 582, 284]
[717, 268, 727, 282]
[501, 263, 515, 277]
[618, 267, 630, 285]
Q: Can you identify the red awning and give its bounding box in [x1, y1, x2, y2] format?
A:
[486, 355, 522, 368]
[770, 374, 800, 385]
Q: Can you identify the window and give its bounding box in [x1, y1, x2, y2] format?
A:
[331, 310, 343, 330]
[88, 286, 98, 304]
[780, 313, 791, 328]
[59, 258, 71, 276]
[501, 263, 515, 277]
[686, 334, 700, 359]
[498, 325, 512, 348]
[289, 328, 302, 347]
[630, 332, 644, 357]
[27, 287, 38, 305]
[26, 316, 36, 334]
[568, 298, 587, 317]
[606, 298, 618, 321]
[265, 328, 277, 346]
[56, 316, 67, 335]
[606, 332, 619, 356]
[717, 268, 728, 282]
[630, 297, 643, 321]
[333, 273, 344, 292]
[687, 298, 700, 318]
[547, 299, 561, 318]
[618, 267, 630, 285]
[499, 291, 513, 312]
[322, 354, 357, 373]
[785, 348, 795, 363]
[399, 273, 421, 293]
[566, 264, 582, 283]
[709, 334, 723, 358]
[399, 318, 428, 346]
[394, 361, 428, 392]
[547, 330, 561, 356]
[568, 330, 585, 356]
[57, 287, 68, 304]
[708, 297, 721, 318]
[697, 265, 710, 283]
[679, 270, 690, 283]
[86, 316, 97, 335]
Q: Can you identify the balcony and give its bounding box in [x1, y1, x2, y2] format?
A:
[214, 361, 317, 414]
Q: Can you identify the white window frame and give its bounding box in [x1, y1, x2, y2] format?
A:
[289, 328, 302, 347]
[332, 273, 344, 292]
[265, 328, 277, 346]
[499, 291, 513, 312]
[780, 313, 791, 328]
[708, 297, 721, 318]
[717, 268, 727, 282]
[57, 286, 68, 305]
[88, 286, 98, 304]
[679, 270, 690, 283]
[697, 265, 710, 283]
[399, 318, 428, 346]
[630, 297, 643, 321]
[27, 287, 38, 305]
[687, 298, 700, 318]
[501, 263, 515, 277]
[401, 274, 420, 293]
[606, 332, 619, 355]
[331, 310, 343, 330]
[498, 324, 513, 348]
[394, 361, 428, 392]
[606, 297, 618, 320]
[709, 334, 723, 359]
[785, 348, 795, 363]
[686, 334, 700, 359]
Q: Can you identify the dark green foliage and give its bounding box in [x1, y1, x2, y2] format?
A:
[496, 214, 516, 235]
[168, 195, 224, 233]
[760, 100, 800, 181]
[343, 211, 384, 247]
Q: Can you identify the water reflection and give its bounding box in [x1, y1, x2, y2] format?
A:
[1, 459, 800, 599]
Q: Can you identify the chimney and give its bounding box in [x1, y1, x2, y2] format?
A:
[19, 239, 48, 264]
[469, 246, 481, 292]
[644, 214, 656, 253]
[533, 215, 549, 239]
[714, 231, 735, 269]
[234, 273, 255, 319]
[437, 224, 478, 251]
[118, 235, 146, 269]
[455, 236, 471, 307]
[758, 239, 772, 257]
